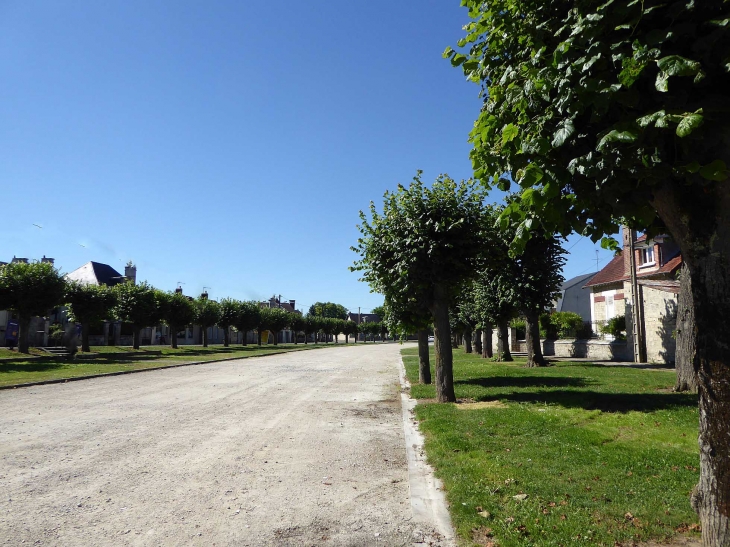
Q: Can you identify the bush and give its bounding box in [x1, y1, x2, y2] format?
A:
[539, 312, 586, 339]
[601, 315, 626, 340]
[510, 319, 526, 340]
[575, 322, 594, 340]
[539, 313, 558, 340]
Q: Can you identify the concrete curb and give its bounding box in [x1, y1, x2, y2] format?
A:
[398, 356, 456, 546]
[0, 345, 336, 391]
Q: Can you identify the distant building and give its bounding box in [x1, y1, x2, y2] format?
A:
[346, 312, 381, 324]
[65, 261, 134, 287]
[554, 272, 597, 322]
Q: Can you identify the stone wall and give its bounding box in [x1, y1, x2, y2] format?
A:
[513, 337, 632, 361]
[624, 281, 678, 364]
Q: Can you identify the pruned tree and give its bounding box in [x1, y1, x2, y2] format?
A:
[352, 172, 489, 402]
[257, 307, 274, 345]
[384, 297, 432, 384]
[165, 292, 195, 349]
[194, 296, 221, 348]
[217, 298, 240, 347]
[448, 1, 730, 539]
[113, 281, 159, 350]
[65, 281, 117, 352]
[303, 314, 319, 344]
[267, 308, 291, 345]
[234, 301, 260, 346]
[342, 320, 359, 344]
[0, 261, 67, 353]
[289, 314, 306, 345]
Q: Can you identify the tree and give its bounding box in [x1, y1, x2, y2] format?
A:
[448, 2, 730, 541]
[165, 292, 195, 349]
[308, 302, 348, 320]
[267, 308, 291, 345]
[370, 305, 385, 320]
[352, 172, 489, 402]
[217, 298, 240, 347]
[234, 301, 260, 346]
[303, 314, 319, 344]
[113, 281, 159, 350]
[675, 264, 697, 392]
[289, 314, 305, 345]
[257, 307, 274, 345]
[65, 282, 117, 352]
[383, 297, 433, 383]
[194, 297, 221, 348]
[342, 320, 359, 344]
[0, 261, 67, 353]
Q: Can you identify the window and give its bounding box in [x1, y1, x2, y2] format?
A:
[642, 246, 655, 265]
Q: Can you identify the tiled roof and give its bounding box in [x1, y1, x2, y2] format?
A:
[583, 253, 625, 288]
[66, 261, 125, 286]
[583, 249, 682, 289]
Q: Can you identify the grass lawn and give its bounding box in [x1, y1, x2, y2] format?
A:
[402, 347, 700, 547]
[0, 343, 347, 387]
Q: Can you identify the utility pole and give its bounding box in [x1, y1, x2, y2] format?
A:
[595, 250, 600, 272]
[627, 229, 647, 363]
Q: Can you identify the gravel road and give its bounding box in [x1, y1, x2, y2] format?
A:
[0, 343, 443, 546]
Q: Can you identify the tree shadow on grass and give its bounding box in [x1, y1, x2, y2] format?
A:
[484, 389, 697, 413]
[456, 376, 591, 389]
[0, 361, 66, 373]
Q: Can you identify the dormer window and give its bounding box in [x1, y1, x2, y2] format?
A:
[641, 246, 655, 266]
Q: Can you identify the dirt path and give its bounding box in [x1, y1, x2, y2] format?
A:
[0, 343, 441, 546]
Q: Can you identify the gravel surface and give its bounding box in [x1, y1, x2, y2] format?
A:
[0, 343, 445, 546]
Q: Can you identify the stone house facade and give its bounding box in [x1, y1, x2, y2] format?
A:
[584, 228, 682, 364]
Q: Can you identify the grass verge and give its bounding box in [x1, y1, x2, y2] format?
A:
[402, 347, 700, 547]
[0, 343, 348, 387]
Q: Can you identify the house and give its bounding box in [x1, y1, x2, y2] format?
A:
[584, 227, 682, 364]
[554, 272, 597, 322]
[258, 295, 301, 343]
[346, 312, 381, 324]
[65, 261, 134, 287]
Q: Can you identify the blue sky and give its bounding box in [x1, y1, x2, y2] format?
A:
[0, 1, 616, 314]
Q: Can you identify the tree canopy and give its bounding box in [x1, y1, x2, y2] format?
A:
[352, 172, 489, 401]
[307, 302, 348, 320]
[65, 282, 118, 352]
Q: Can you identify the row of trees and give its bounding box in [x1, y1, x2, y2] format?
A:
[354, 175, 566, 400]
[0, 261, 388, 353]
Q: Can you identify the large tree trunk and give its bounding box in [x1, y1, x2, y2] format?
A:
[417, 329, 432, 384]
[133, 326, 141, 350]
[273, 331, 279, 345]
[241, 331, 248, 346]
[203, 327, 208, 348]
[429, 287, 456, 403]
[524, 309, 547, 367]
[17, 316, 31, 354]
[496, 319, 512, 361]
[171, 328, 178, 349]
[482, 324, 493, 358]
[474, 328, 483, 356]
[675, 263, 698, 392]
[451, 334, 459, 349]
[81, 323, 91, 353]
[294, 331, 299, 345]
[223, 328, 230, 347]
[257, 329, 262, 346]
[652, 180, 730, 546]
[464, 329, 473, 353]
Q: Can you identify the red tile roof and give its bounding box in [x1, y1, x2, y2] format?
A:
[583, 252, 625, 288]
[583, 249, 682, 288]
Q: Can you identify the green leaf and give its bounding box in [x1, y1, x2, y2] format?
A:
[699, 160, 728, 182]
[502, 124, 519, 145]
[597, 129, 638, 150]
[655, 72, 669, 92]
[551, 119, 575, 148]
[637, 110, 665, 128]
[518, 164, 544, 188]
[676, 113, 704, 137]
[656, 55, 702, 78]
[681, 161, 701, 174]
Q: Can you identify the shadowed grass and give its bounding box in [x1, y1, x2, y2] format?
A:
[0, 343, 352, 387]
[402, 347, 700, 547]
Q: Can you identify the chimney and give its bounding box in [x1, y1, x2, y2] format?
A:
[124, 262, 137, 284]
[11, 257, 28, 264]
[201, 291, 208, 300]
[41, 256, 55, 265]
[289, 299, 295, 310]
[622, 226, 635, 276]
[175, 287, 183, 294]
